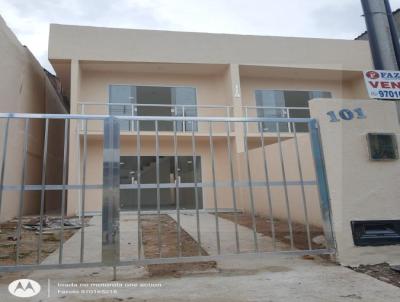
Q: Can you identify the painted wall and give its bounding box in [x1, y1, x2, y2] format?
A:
[49, 24, 372, 71]
[310, 98, 400, 266]
[237, 134, 322, 227]
[0, 15, 67, 222]
[78, 67, 231, 133]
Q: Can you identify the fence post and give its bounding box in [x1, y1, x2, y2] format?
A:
[309, 119, 336, 251]
[102, 116, 120, 280]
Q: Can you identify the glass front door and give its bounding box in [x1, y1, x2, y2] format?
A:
[120, 156, 203, 211]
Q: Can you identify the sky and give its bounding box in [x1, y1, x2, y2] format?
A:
[1, 0, 400, 73]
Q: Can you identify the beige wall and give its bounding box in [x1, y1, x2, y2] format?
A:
[0, 15, 67, 222]
[78, 66, 231, 134]
[79, 68, 229, 107]
[237, 134, 322, 227]
[49, 25, 372, 72]
[310, 98, 400, 266]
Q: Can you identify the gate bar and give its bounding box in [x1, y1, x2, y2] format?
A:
[292, 123, 312, 250]
[277, 122, 294, 250]
[16, 119, 29, 264]
[136, 120, 142, 260]
[173, 120, 181, 257]
[155, 120, 162, 258]
[102, 117, 120, 280]
[59, 119, 69, 264]
[191, 121, 202, 256]
[243, 121, 259, 252]
[37, 119, 49, 264]
[260, 123, 276, 250]
[226, 121, 240, 253]
[80, 120, 88, 263]
[0, 118, 10, 220]
[209, 122, 221, 254]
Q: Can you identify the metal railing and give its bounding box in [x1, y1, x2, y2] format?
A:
[243, 106, 311, 133]
[78, 102, 311, 133]
[78, 102, 233, 132]
[0, 113, 335, 279]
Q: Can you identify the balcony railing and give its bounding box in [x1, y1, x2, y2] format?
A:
[77, 102, 310, 133]
[78, 102, 233, 133]
[243, 106, 310, 133]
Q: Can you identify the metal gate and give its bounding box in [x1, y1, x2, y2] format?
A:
[0, 113, 335, 278]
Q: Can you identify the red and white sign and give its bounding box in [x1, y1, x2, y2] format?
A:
[363, 70, 400, 99]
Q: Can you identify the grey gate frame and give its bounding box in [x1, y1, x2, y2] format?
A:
[0, 113, 335, 277]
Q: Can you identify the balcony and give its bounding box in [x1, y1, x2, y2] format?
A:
[77, 102, 311, 137]
[78, 102, 233, 137]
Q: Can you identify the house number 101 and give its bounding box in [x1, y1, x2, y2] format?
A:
[326, 108, 366, 122]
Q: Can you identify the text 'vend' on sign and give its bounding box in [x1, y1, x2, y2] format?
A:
[363, 70, 400, 100]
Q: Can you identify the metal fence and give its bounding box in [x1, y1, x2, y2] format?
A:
[0, 113, 335, 279]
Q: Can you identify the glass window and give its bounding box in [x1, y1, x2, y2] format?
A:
[255, 89, 331, 132]
[109, 85, 197, 132]
[172, 87, 197, 131]
[255, 90, 287, 132]
[109, 85, 136, 130]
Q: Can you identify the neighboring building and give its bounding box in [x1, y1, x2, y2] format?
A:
[47, 24, 373, 221]
[0, 15, 68, 222]
[356, 8, 400, 40]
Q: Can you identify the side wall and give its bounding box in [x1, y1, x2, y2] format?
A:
[237, 135, 322, 227]
[0, 15, 67, 222]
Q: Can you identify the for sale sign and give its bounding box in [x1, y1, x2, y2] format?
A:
[363, 70, 400, 99]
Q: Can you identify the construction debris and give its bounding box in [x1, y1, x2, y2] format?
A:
[0, 216, 91, 265]
[21, 216, 88, 234]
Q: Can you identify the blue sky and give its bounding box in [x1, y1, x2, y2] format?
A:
[1, 0, 400, 72]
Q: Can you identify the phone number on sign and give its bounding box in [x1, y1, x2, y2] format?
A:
[376, 90, 400, 98]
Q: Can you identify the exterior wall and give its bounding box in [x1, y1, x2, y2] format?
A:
[310, 98, 400, 266]
[49, 25, 372, 71]
[0, 15, 67, 222]
[78, 67, 231, 133]
[237, 134, 322, 227]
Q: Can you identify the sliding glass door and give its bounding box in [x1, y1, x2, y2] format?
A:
[173, 87, 198, 131]
[109, 85, 197, 132]
[109, 85, 136, 131]
[255, 89, 331, 132]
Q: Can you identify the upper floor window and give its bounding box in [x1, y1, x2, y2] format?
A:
[109, 85, 197, 131]
[255, 89, 331, 132]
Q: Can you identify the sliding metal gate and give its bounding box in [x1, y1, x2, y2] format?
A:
[0, 113, 335, 278]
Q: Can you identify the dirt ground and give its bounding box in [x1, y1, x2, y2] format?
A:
[141, 214, 216, 276]
[0, 216, 87, 266]
[217, 212, 325, 250]
[352, 263, 400, 288]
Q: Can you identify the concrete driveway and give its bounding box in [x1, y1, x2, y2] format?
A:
[0, 213, 399, 301]
[1, 253, 399, 302]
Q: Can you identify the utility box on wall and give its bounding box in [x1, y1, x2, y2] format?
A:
[367, 133, 398, 160]
[351, 220, 400, 246]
